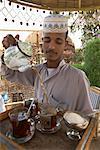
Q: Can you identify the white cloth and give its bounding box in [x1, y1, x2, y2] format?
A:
[47, 68, 56, 76]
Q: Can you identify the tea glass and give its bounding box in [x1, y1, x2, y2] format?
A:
[39, 105, 57, 130]
[9, 107, 34, 138]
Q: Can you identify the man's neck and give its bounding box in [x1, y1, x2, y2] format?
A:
[46, 59, 62, 68]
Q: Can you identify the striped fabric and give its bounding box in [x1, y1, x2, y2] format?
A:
[90, 90, 100, 109]
[90, 87, 100, 138]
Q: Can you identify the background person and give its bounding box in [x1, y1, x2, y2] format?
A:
[63, 36, 75, 64]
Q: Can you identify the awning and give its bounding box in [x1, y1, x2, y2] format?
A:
[9, 0, 100, 11]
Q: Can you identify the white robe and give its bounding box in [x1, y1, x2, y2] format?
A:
[0, 59, 93, 114]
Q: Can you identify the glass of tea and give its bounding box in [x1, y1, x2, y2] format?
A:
[39, 104, 57, 130]
[9, 107, 32, 138]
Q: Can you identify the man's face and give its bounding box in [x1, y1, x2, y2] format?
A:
[42, 32, 66, 61]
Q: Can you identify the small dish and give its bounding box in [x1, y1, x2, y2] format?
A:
[63, 111, 89, 131]
[63, 111, 89, 140]
[36, 121, 61, 134]
[6, 121, 35, 144]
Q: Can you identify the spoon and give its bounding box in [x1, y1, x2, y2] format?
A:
[27, 99, 35, 115]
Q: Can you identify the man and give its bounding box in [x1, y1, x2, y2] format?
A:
[0, 14, 93, 114]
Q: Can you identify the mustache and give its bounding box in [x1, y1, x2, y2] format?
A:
[46, 49, 57, 54]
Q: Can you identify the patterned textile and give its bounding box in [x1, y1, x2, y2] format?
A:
[90, 90, 100, 109]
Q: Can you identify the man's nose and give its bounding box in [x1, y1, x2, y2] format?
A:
[48, 40, 55, 49]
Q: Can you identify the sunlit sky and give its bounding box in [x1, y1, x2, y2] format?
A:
[0, 0, 82, 50]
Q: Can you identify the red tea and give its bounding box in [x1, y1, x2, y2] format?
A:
[9, 107, 30, 138]
[40, 115, 56, 129]
[39, 104, 57, 129]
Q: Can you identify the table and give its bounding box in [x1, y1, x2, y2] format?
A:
[0, 107, 97, 150]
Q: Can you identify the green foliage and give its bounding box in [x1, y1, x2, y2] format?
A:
[73, 48, 84, 63]
[70, 10, 100, 47]
[84, 38, 100, 87]
[72, 63, 85, 71]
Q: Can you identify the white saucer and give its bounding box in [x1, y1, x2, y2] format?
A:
[6, 123, 35, 143]
[36, 122, 61, 134]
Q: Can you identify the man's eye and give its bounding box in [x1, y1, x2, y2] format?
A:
[43, 40, 50, 43]
[56, 39, 63, 44]
[42, 38, 50, 43]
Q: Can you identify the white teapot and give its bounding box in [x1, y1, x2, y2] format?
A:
[4, 40, 34, 72]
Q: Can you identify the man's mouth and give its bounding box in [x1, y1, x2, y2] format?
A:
[46, 51, 57, 55]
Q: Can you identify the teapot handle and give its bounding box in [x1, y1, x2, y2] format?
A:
[17, 43, 31, 57]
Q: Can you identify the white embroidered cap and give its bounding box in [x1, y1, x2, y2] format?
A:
[43, 14, 68, 33]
